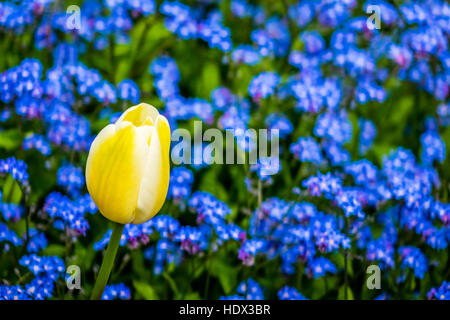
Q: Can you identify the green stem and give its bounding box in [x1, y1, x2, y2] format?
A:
[112, 253, 131, 281]
[257, 180, 262, 208]
[20, 184, 31, 254]
[344, 252, 348, 299]
[109, 34, 115, 83]
[344, 216, 349, 300]
[203, 249, 212, 299]
[296, 262, 304, 291]
[90, 222, 125, 300]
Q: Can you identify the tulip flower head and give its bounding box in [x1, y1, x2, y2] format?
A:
[86, 103, 171, 224]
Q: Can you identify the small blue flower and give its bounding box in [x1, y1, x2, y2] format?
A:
[359, 118, 377, 155]
[0, 157, 29, 185]
[230, 0, 254, 18]
[428, 281, 450, 300]
[302, 172, 342, 198]
[314, 111, 352, 145]
[57, 164, 85, 197]
[398, 246, 428, 279]
[23, 134, 52, 156]
[26, 229, 48, 253]
[19, 254, 65, 281]
[117, 79, 140, 104]
[324, 141, 351, 166]
[102, 283, 131, 300]
[265, 113, 293, 139]
[290, 137, 322, 164]
[238, 239, 268, 266]
[0, 284, 29, 300]
[211, 86, 235, 111]
[248, 72, 280, 101]
[43, 192, 89, 235]
[251, 18, 290, 57]
[220, 279, 264, 300]
[288, 2, 314, 28]
[278, 286, 308, 300]
[0, 202, 24, 221]
[300, 31, 326, 54]
[168, 166, 194, 204]
[420, 130, 445, 165]
[0, 222, 22, 247]
[307, 257, 336, 278]
[250, 156, 281, 182]
[231, 45, 261, 65]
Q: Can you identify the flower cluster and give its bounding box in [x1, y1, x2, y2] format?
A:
[167, 166, 194, 206]
[0, 157, 29, 185]
[428, 281, 450, 300]
[0, 254, 65, 300]
[150, 56, 214, 125]
[221, 278, 264, 300]
[43, 192, 95, 235]
[102, 283, 131, 300]
[1, 0, 449, 300]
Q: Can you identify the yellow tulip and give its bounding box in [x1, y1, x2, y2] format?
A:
[86, 103, 171, 224]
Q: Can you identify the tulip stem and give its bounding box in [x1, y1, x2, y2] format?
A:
[90, 222, 125, 300]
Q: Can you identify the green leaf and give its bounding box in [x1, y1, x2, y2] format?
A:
[371, 143, 394, 165]
[390, 96, 414, 126]
[233, 65, 253, 96]
[163, 272, 179, 297]
[133, 280, 159, 300]
[184, 292, 201, 300]
[73, 242, 96, 271]
[0, 129, 22, 150]
[199, 165, 229, 203]
[331, 253, 353, 277]
[196, 62, 220, 99]
[193, 264, 205, 279]
[131, 250, 149, 281]
[133, 20, 171, 62]
[2, 174, 22, 204]
[124, 19, 172, 79]
[310, 278, 327, 299]
[338, 285, 354, 300]
[42, 244, 66, 257]
[91, 118, 110, 134]
[211, 260, 237, 295]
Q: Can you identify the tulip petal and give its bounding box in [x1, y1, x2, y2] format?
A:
[132, 115, 171, 224]
[86, 121, 147, 224]
[117, 103, 159, 127]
